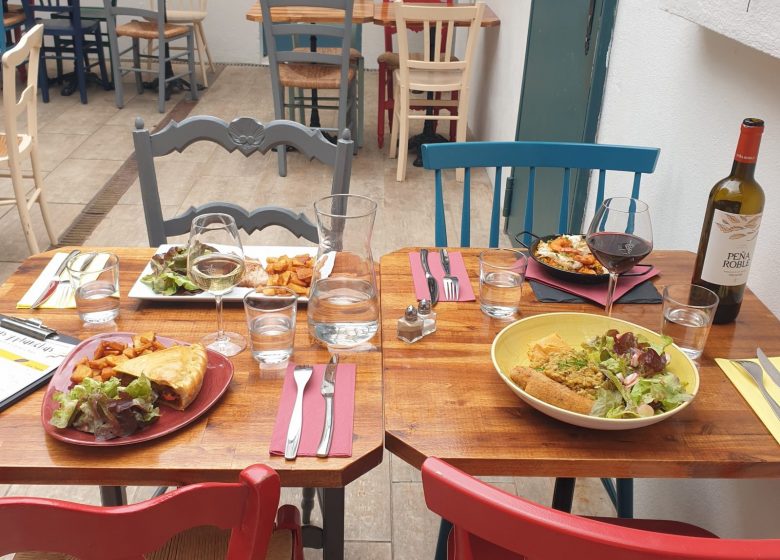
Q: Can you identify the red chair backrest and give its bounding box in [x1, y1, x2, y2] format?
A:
[422, 458, 780, 560]
[0, 464, 281, 559]
[383, 0, 454, 51]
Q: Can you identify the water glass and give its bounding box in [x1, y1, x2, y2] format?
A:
[479, 249, 528, 319]
[661, 284, 719, 360]
[67, 252, 120, 324]
[244, 288, 297, 368]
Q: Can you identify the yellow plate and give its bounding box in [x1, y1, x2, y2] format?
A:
[491, 312, 699, 430]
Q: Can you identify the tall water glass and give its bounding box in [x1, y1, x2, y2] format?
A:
[661, 284, 719, 360]
[307, 194, 380, 349]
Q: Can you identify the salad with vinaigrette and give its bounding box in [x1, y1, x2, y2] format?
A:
[586, 330, 692, 418]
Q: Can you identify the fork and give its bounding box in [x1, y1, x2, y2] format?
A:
[440, 249, 459, 301]
[733, 360, 780, 420]
[285, 364, 314, 460]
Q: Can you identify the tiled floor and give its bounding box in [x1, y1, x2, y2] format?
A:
[0, 65, 614, 559]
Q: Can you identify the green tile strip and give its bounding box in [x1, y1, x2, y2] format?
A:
[53, 65, 226, 248]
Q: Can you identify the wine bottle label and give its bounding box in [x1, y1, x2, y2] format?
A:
[700, 209, 762, 286]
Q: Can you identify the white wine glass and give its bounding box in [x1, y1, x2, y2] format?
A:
[187, 213, 246, 356]
[586, 197, 653, 316]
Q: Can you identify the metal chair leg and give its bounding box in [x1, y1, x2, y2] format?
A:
[616, 478, 634, 518]
[434, 519, 452, 560]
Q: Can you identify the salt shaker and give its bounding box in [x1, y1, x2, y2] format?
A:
[397, 305, 424, 343]
[418, 299, 437, 336]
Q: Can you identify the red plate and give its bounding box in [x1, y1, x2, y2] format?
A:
[41, 332, 233, 447]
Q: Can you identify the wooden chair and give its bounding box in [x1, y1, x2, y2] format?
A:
[0, 463, 304, 559]
[388, 1, 484, 182]
[0, 24, 56, 255]
[103, 0, 198, 114]
[2, 4, 25, 54]
[422, 457, 780, 560]
[132, 115, 354, 246]
[376, 0, 453, 150]
[146, 0, 214, 87]
[260, 0, 357, 177]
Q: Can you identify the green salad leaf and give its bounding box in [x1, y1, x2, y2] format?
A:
[140, 245, 207, 296]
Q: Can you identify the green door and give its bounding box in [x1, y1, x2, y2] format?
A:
[504, 0, 618, 240]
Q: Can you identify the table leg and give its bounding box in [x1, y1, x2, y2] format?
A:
[321, 487, 345, 560]
[99, 485, 127, 506]
[551, 477, 575, 512]
[301, 486, 317, 524]
[616, 478, 633, 518]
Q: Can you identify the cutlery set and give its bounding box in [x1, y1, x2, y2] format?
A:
[419, 248, 460, 305]
[732, 348, 780, 420]
[30, 250, 98, 309]
[285, 355, 339, 460]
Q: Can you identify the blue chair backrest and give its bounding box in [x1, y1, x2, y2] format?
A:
[421, 141, 660, 248]
[22, 0, 83, 29]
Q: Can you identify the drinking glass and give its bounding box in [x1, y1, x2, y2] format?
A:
[586, 197, 653, 316]
[244, 288, 297, 368]
[307, 194, 380, 349]
[479, 249, 528, 319]
[187, 213, 246, 356]
[661, 284, 719, 360]
[67, 252, 120, 324]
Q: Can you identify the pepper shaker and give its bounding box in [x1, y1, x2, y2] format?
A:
[418, 299, 437, 336]
[397, 305, 424, 343]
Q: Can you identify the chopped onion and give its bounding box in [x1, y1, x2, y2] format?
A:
[636, 404, 655, 417]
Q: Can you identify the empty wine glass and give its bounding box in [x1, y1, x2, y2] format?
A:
[586, 197, 653, 316]
[187, 213, 246, 356]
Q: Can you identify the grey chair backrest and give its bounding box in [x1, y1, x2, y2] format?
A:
[104, 0, 166, 35]
[132, 115, 354, 246]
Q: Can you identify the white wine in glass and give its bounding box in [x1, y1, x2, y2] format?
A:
[187, 213, 246, 356]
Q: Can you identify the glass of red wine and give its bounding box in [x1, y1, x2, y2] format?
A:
[586, 197, 653, 316]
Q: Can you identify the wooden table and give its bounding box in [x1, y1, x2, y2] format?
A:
[372, 2, 501, 28]
[380, 248, 780, 482]
[0, 247, 384, 560]
[245, 0, 376, 23]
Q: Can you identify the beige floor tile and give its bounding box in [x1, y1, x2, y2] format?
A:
[513, 477, 556, 505]
[345, 541, 392, 560]
[70, 124, 136, 161]
[25, 132, 90, 173]
[390, 454, 421, 483]
[86, 203, 179, 247]
[345, 452, 391, 542]
[41, 98, 119, 135]
[0, 261, 21, 284]
[0, 202, 82, 261]
[1, 484, 101, 504]
[43, 158, 124, 204]
[119, 159, 203, 206]
[572, 477, 616, 517]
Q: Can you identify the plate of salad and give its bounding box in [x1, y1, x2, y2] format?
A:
[41, 332, 234, 446]
[491, 312, 698, 430]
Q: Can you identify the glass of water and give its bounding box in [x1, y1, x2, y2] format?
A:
[479, 249, 528, 319]
[244, 288, 297, 369]
[661, 284, 719, 360]
[67, 252, 120, 324]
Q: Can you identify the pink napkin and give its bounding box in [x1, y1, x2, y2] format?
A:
[269, 362, 356, 458]
[408, 251, 476, 302]
[525, 258, 660, 307]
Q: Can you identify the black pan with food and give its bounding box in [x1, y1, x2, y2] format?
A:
[515, 231, 650, 285]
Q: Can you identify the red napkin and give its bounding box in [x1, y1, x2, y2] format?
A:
[408, 251, 476, 302]
[269, 362, 356, 458]
[525, 258, 660, 307]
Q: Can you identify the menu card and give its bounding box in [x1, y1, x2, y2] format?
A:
[0, 325, 77, 411]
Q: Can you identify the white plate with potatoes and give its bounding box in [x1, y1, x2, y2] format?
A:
[128, 245, 318, 303]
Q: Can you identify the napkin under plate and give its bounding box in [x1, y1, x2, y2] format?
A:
[17, 252, 113, 309]
[270, 362, 356, 458]
[409, 251, 476, 302]
[715, 358, 780, 445]
[530, 279, 662, 304]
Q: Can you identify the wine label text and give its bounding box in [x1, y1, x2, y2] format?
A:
[700, 210, 761, 286]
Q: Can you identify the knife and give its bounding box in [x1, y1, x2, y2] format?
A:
[30, 250, 80, 309]
[420, 249, 439, 305]
[756, 348, 780, 394]
[316, 354, 339, 458]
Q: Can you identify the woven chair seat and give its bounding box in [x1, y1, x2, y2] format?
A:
[5, 4, 23, 12]
[116, 20, 190, 40]
[378, 51, 459, 68]
[13, 526, 294, 560]
[3, 11, 25, 27]
[279, 62, 355, 90]
[293, 46, 362, 61]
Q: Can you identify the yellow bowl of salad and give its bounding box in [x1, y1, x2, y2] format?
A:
[491, 312, 699, 430]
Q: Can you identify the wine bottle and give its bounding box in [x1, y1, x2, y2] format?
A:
[692, 118, 765, 324]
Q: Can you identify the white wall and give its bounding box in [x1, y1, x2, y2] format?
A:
[596, 0, 780, 537]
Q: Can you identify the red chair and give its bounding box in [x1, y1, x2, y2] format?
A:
[376, 0, 454, 149]
[0, 464, 304, 560]
[422, 457, 780, 560]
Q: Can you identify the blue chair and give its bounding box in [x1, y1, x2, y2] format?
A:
[422, 139, 660, 560]
[421, 141, 660, 248]
[21, 0, 110, 104]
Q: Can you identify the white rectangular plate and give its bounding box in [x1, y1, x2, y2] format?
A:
[128, 245, 318, 303]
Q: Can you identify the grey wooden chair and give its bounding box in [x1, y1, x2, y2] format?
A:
[261, 0, 357, 177]
[103, 0, 198, 113]
[132, 115, 354, 246]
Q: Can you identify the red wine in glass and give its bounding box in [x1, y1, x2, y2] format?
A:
[586, 197, 653, 316]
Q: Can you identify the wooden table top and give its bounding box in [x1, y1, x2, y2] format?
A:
[0, 247, 383, 488]
[245, 0, 376, 23]
[373, 2, 501, 28]
[380, 248, 780, 479]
